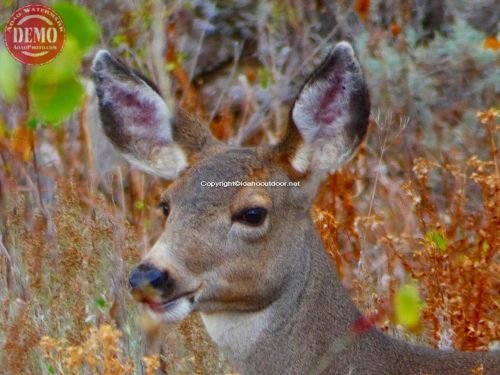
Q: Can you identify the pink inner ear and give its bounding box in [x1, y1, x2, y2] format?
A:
[314, 74, 345, 130]
[108, 84, 158, 127]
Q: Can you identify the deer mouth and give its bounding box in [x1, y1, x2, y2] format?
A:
[143, 288, 200, 322]
[146, 291, 195, 313]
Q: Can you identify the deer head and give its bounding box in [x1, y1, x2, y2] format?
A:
[91, 41, 369, 323]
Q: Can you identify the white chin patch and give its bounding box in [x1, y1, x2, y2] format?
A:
[147, 297, 193, 323]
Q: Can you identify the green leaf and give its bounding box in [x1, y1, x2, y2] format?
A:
[53, 2, 101, 53]
[134, 200, 145, 210]
[28, 37, 84, 124]
[27, 118, 39, 130]
[28, 36, 85, 124]
[111, 34, 128, 47]
[177, 51, 188, 64]
[394, 284, 424, 329]
[426, 229, 447, 252]
[258, 68, 271, 89]
[95, 296, 107, 309]
[47, 364, 56, 375]
[29, 78, 84, 123]
[0, 48, 21, 103]
[30, 37, 82, 85]
[165, 62, 176, 72]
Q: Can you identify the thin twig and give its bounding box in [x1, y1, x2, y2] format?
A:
[150, 0, 174, 110]
[359, 112, 409, 267]
[208, 42, 244, 124]
[289, 1, 355, 80]
[0, 233, 12, 266]
[188, 28, 206, 83]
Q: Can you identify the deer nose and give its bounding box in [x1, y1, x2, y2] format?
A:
[129, 264, 170, 293]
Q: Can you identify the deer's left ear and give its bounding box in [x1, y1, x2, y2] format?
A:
[275, 42, 370, 176]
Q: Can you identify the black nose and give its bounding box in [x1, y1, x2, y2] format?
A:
[129, 264, 170, 291]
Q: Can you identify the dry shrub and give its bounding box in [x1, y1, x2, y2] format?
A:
[383, 109, 498, 349]
[313, 109, 498, 350]
[313, 165, 362, 281]
[396, 110, 498, 349]
[40, 324, 138, 374]
[3, 302, 39, 373]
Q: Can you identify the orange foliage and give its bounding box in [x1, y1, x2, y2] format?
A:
[11, 125, 34, 162]
[210, 102, 234, 142]
[483, 36, 500, 51]
[389, 23, 402, 37]
[245, 66, 258, 83]
[399, 156, 499, 350]
[165, 24, 205, 116]
[355, 0, 370, 21]
[313, 165, 362, 279]
[40, 324, 135, 374]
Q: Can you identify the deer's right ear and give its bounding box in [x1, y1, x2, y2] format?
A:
[274, 42, 370, 178]
[92, 50, 215, 179]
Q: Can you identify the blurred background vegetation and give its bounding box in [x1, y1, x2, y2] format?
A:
[0, 0, 498, 374]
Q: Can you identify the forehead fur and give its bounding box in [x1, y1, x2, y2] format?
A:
[167, 147, 271, 210]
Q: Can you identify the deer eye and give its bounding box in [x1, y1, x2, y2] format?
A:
[233, 207, 268, 226]
[158, 201, 170, 218]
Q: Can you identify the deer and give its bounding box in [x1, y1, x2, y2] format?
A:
[91, 42, 500, 374]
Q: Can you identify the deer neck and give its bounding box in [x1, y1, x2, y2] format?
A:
[200, 218, 365, 373]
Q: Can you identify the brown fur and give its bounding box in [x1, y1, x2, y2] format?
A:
[92, 44, 500, 374]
